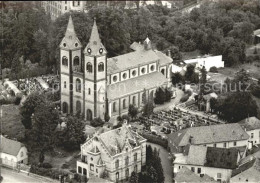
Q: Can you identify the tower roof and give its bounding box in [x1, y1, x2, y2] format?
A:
[60, 15, 82, 50]
[84, 18, 106, 56]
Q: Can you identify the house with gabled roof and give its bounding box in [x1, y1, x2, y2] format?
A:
[77, 124, 146, 182]
[238, 116, 260, 148]
[173, 145, 241, 183]
[0, 135, 28, 168]
[168, 123, 249, 154]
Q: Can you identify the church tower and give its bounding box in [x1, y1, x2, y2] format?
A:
[84, 18, 107, 121]
[60, 15, 83, 115]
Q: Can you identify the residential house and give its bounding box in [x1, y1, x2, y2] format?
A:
[168, 123, 249, 154]
[76, 124, 146, 182]
[0, 135, 28, 168]
[173, 145, 240, 182]
[238, 116, 260, 148]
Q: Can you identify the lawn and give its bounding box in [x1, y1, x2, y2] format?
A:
[0, 104, 25, 140]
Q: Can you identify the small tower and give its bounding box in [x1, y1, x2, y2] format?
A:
[60, 15, 83, 115]
[144, 37, 152, 50]
[84, 18, 107, 121]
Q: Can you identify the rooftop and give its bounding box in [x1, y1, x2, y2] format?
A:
[168, 123, 249, 147]
[0, 135, 25, 156]
[238, 116, 260, 131]
[107, 71, 168, 100]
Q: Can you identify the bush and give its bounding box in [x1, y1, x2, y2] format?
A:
[30, 164, 62, 180]
[14, 95, 22, 105]
[141, 133, 168, 149]
[41, 162, 53, 169]
[209, 66, 218, 73]
[90, 117, 104, 127]
[61, 163, 69, 169]
[180, 94, 189, 103]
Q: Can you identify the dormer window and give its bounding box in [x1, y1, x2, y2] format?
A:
[86, 62, 92, 73]
[99, 48, 103, 54]
[63, 43, 66, 47]
[87, 48, 91, 54]
[75, 43, 78, 47]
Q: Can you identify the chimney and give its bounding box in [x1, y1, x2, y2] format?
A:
[168, 50, 172, 58]
[189, 136, 194, 144]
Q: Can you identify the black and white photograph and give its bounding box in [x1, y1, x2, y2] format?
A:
[0, 0, 260, 182]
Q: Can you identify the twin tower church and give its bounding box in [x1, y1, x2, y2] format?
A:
[60, 16, 173, 121]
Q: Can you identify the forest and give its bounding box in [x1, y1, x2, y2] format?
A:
[1, 0, 260, 77]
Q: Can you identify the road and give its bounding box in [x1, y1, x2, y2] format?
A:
[1, 168, 55, 183]
[147, 142, 173, 183]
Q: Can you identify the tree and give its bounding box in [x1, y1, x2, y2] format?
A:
[209, 66, 218, 73]
[129, 172, 139, 183]
[171, 72, 184, 85]
[104, 112, 110, 122]
[11, 53, 22, 87]
[209, 98, 218, 112]
[200, 66, 207, 95]
[185, 64, 199, 84]
[90, 117, 104, 127]
[128, 104, 138, 120]
[165, 88, 172, 102]
[154, 87, 165, 105]
[62, 115, 85, 150]
[143, 101, 154, 117]
[20, 92, 46, 129]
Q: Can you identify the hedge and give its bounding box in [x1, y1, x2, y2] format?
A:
[30, 164, 64, 180]
[141, 132, 168, 149]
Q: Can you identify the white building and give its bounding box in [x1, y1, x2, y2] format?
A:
[238, 116, 260, 148]
[174, 145, 241, 183]
[184, 55, 224, 71]
[0, 135, 28, 168]
[77, 124, 146, 182]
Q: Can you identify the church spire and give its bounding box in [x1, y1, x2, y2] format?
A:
[60, 15, 82, 49]
[84, 18, 106, 56]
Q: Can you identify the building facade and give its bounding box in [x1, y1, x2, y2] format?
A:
[60, 16, 172, 120]
[76, 124, 147, 182]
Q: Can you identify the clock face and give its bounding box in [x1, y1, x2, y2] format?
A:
[99, 48, 103, 54]
[87, 48, 91, 54]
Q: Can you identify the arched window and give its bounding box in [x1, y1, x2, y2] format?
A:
[74, 56, 79, 66]
[132, 96, 136, 105]
[161, 68, 165, 75]
[116, 172, 119, 181]
[76, 101, 81, 113]
[134, 165, 137, 172]
[62, 102, 68, 114]
[142, 92, 146, 104]
[86, 62, 92, 73]
[76, 78, 81, 93]
[115, 159, 119, 169]
[125, 168, 129, 179]
[98, 62, 104, 72]
[20, 151, 24, 157]
[125, 156, 129, 165]
[150, 90, 154, 99]
[62, 56, 68, 66]
[88, 88, 91, 95]
[64, 81, 66, 88]
[86, 109, 92, 121]
[134, 153, 137, 162]
[123, 99, 126, 109]
[113, 102, 117, 112]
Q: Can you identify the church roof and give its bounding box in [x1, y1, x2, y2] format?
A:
[154, 50, 173, 66]
[107, 49, 159, 74]
[60, 15, 82, 50]
[107, 71, 168, 100]
[84, 18, 107, 56]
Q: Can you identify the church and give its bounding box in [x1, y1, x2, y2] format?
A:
[60, 16, 173, 120]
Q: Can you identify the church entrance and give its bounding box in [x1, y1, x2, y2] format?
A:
[62, 102, 68, 114]
[86, 109, 92, 121]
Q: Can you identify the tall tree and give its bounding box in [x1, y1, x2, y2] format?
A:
[129, 172, 139, 183]
[128, 104, 138, 120]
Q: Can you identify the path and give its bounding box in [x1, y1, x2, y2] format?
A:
[147, 142, 173, 183]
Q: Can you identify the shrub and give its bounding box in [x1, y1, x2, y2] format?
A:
[30, 164, 62, 180]
[61, 163, 69, 169]
[41, 162, 53, 169]
[180, 95, 189, 103]
[90, 117, 104, 127]
[209, 66, 218, 73]
[14, 95, 22, 105]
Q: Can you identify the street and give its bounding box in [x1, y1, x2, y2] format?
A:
[147, 142, 173, 183]
[1, 168, 55, 183]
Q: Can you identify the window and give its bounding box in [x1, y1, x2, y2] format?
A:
[115, 159, 119, 169]
[83, 168, 87, 175]
[113, 76, 117, 82]
[223, 143, 227, 148]
[64, 81, 66, 88]
[98, 62, 104, 72]
[76, 101, 81, 113]
[88, 88, 91, 95]
[150, 90, 154, 99]
[132, 96, 136, 105]
[74, 56, 79, 66]
[78, 166, 82, 174]
[251, 133, 254, 138]
[125, 168, 129, 179]
[125, 156, 129, 165]
[63, 43, 66, 47]
[96, 169, 98, 173]
[116, 172, 119, 180]
[113, 102, 117, 112]
[62, 56, 68, 66]
[179, 166, 181, 169]
[234, 141, 237, 146]
[197, 168, 201, 174]
[217, 173, 222, 178]
[142, 92, 146, 104]
[20, 151, 24, 158]
[90, 164, 94, 171]
[214, 144, 216, 147]
[150, 65, 155, 72]
[141, 67, 146, 74]
[86, 62, 92, 73]
[134, 153, 137, 162]
[75, 43, 78, 47]
[132, 70, 137, 77]
[134, 165, 137, 172]
[123, 99, 126, 109]
[122, 73, 127, 79]
[191, 167, 195, 172]
[161, 68, 165, 75]
[76, 78, 81, 93]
